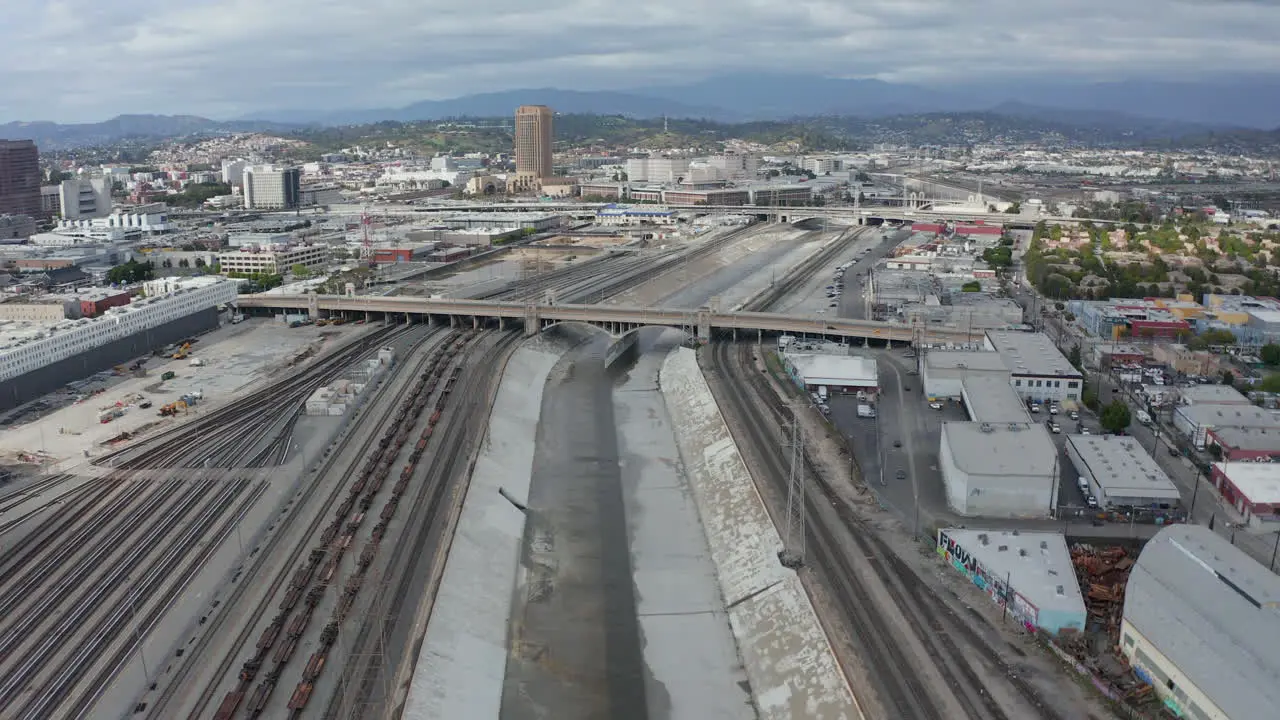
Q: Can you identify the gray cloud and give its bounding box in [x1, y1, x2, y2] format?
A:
[2, 0, 1279, 122]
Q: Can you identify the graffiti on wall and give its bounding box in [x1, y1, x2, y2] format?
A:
[936, 530, 1040, 628]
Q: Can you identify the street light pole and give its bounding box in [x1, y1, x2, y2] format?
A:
[1270, 531, 1280, 573]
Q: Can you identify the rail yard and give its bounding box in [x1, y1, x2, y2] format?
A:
[0, 217, 1110, 720]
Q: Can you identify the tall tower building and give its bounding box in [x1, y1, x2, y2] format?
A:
[243, 166, 301, 210]
[0, 140, 41, 218]
[514, 105, 553, 179]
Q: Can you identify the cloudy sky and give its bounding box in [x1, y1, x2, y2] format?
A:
[4, 0, 1280, 123]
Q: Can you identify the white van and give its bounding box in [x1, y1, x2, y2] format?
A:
[1137, 410, 1152, 426]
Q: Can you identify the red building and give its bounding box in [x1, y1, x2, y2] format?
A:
[1206, 427, 1280, 462]
[1128, 319, 1190, 340]
[910, 222, 944, 234]
[79, 290, 130, 317]
[1210, 462, 1280, 528]
[373, 248, 414, 264]
[954, 223, 1003, 236]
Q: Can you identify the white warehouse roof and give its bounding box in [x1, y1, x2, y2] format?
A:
[941, 422, 1057, 476]
[1213, 462, 1280, 506]
[939, 528, 1085, 628]
[985, 330, 1081, 379]
[1124, 525, 1280, 720]
[1066, 434, 1180, 504]
[961, 375, 1030, 423]
[786, 353, 877, 388]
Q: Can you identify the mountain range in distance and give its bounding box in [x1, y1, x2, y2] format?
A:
[5, 72, 1280, 149]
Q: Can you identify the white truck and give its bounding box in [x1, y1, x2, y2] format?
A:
[818, 386, 828, 402]
[857, 404, 876, 418]
[1137, 409, 1152, 426]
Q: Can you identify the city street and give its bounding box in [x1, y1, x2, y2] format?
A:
[1016, 278, 1280, 570]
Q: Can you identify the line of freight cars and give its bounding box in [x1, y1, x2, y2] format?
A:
[286, 363, 463, 715]
[214, 332, 474, 720]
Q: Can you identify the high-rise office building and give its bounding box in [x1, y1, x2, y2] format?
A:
[0, 140, 41, 219]
[514, 105, 553, 179]
[244, 166, 301, 210]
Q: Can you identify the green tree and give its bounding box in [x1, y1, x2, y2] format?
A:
[291, 263, 312, 278]
[1068, 344, 1083, 369]
[1099, 400, 1132, 435]
[1222, 370, 1235, 387]
[1005, 201, 1021, 214]
[106, 259, 155, 285]
[1259, 374, 1280, 393]
[1262, 344, 1280, 366]
[960, 280, 981, 292]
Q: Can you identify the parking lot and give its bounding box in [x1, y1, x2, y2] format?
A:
[824, 346, 1126, 527]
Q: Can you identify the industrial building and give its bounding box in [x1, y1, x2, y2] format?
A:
[984, 331, 1083, 404]
[1179, 384, 1250, 407]
[0, 140, 41, 219]
[0, 276, 238, 410]
[1204, 426, 1280, 462]
[936, 528, 1085, 634]
[781, 352, 878, 397]
[939, 421, 1059, 517]
[1121, 525, 1280, 720]
[1064, 434, 1181, 509]
[217, 244, 329, 275]
[922, 350, 1010, 399]
[1173, 403, 1280, 449]
[960, 375, 1031, 423]
[1209, 463, 1280, 529]
[243, 166, 302, 210]
[595, 205, 678, 226]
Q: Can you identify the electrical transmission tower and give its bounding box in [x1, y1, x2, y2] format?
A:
[779, 407, 807, 569]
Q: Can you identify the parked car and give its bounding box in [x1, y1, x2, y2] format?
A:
[1069, 410, 1079, 421]
[929, 401, 943, 410]
[1086, 495, 1099, 508]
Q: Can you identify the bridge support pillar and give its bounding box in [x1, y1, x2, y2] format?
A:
[523, 304, 539, 338]
[498, 317, 505, 331]
[472, 316, 479, 330]
[696, 310, 711, 344]
[757, 329, 762, 344]
[405, 311, 411, 325]
[449, 314, 458, 328]
[886, 339, 893, 350]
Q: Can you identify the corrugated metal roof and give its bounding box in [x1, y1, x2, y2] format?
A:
[1124, 525, 1280, 719]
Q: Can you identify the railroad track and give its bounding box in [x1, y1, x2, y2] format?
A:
[328, 331, 522, 719]
[140, 326, 459, 719]
[0, 324, 418, 719]
[709, 340, 1062, 720]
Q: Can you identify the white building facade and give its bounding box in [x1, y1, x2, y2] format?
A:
[57, 177, 112, 220]
[940, 421, 1059, 517]
[0, 278, 238, 382]
[243, 166, 301, 210]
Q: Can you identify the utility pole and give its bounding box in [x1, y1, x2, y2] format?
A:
[779, 407, 807, 569]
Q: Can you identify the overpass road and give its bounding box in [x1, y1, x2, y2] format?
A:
[237, 294, 982, 345]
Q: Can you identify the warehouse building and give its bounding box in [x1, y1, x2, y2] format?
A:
[961, 375, 1031, 423]
[1204, 427, 1280, 462]
[1179, 384, 1250, 407]
[1065, 434, 1181, 509]
[937, 528, 1085, 634]
[984, 331, 1083, 404]
[1173, 403, 1280, 449]
[939, 421, 1059, 517]
[1121, 525, 1280, 720]
[922, 350, 1010, 399]
[781, 352, 878, 397]
[1210, 462, 1280, 529]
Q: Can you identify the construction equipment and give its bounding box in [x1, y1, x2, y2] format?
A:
[161, 371, 177, 381]
[172, 342, 192, 360]
[158, 400, 188, 417]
